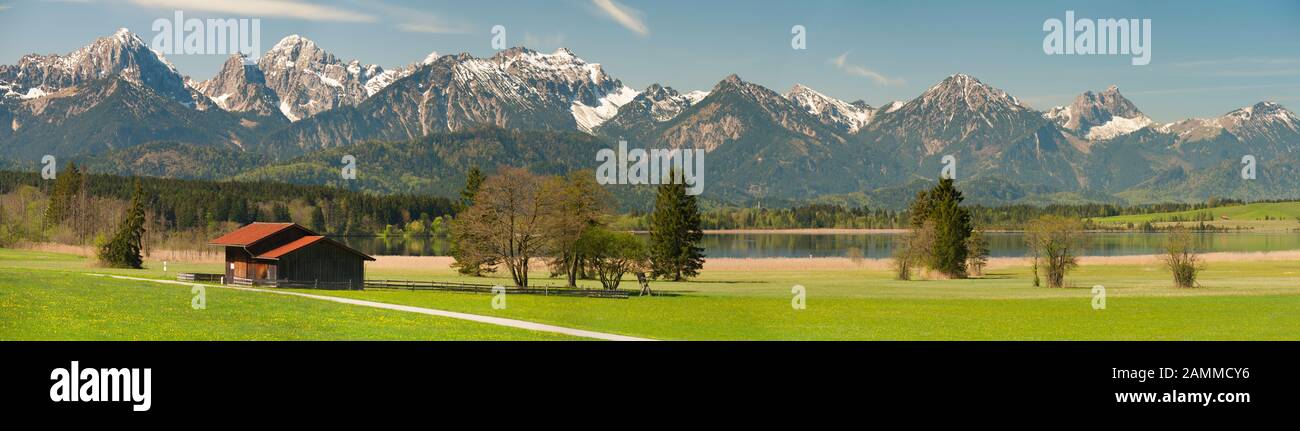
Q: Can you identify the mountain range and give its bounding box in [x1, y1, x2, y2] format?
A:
[2, 29, 1297, 208]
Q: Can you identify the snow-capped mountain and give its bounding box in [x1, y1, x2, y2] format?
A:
[869, 73, 1045, 156]
[785, 84, 874, 133]
[1215, 101, 1300, 143]
[195, 55, 283, 119]
[593, 83, 700, 143]
[0, 28, 192, 105]
[1045, 85, 1152, 140]
[488, 47, 638, 132]
[255, 35, 407, 121]
[4, 29, 1299, 204]
[650, 74, 842, 152]
[1157, 101, 1300, 149]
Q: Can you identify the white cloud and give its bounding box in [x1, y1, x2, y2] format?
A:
[590, 0, 648, 36]
[354, 0, 471, 34]
[831, 52, 903, 86]
[129, 0, 377, 23]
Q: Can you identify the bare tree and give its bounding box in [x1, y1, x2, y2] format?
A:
[893, 220, 936, 281]
[453, 167, 555, 287]
[1025, 215, 1084, 288]
[1162, 225, 1203, 288]
[965, 228, 990, 276]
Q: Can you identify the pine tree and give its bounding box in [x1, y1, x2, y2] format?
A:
[309, 206, 326, 233]
[458, 166, 485, 212]
[648, 175, 705, 281]
[451, 166, 493, 276]
[43, 162, 83, 227]
[272, 202, 292, 222]
[97, 180, 146, 269]
[923, 178, 973, 278]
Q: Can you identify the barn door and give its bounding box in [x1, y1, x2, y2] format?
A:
[234, 261, 247, 279]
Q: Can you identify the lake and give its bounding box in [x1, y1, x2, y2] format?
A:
[335, 231, 1300, 258]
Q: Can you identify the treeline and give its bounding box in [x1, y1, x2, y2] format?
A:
[609, 198, 1267, 231]
[0, 169, 456, 244]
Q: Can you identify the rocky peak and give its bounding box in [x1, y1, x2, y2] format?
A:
[1221, 101, 1300, 142]
[785, 83, 874, 133]
[0, 28, 191, 105]
[1046, 85, 1151, 140]
[256, 35, 391, 121]
[913, 73, 1026, 113]
[196, 54, 281, 117]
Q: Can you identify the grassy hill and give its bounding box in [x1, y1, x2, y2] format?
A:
[1093, 201, 1300, 230]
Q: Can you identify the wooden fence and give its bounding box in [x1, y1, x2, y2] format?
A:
[176, 273, 224, 283]
[364, 279, 630, 299]
[180, 273, 624, 298]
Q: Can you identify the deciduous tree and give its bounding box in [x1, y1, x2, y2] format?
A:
[1025, 215, 1084, 288]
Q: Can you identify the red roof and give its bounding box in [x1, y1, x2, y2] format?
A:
[209, 222, 298, 246]
[256, 235, 326, 259]
[210, 222, 375, 261]
[254, 235, 375, 261]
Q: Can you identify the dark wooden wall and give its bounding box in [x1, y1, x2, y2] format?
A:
[276, 241, 365, 289]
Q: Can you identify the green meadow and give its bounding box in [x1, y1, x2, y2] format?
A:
[1093, 201, 1300, 230]
[2, 247, 1299, 340]
[0, 250, 574, 341]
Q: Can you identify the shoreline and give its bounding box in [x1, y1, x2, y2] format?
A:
[365, 250, 1300, 272]
[13, 242, 1299, 272]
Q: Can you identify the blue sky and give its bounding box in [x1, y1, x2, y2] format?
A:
[1, 0, 1298, 121]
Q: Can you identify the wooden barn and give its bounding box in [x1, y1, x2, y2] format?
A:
[209, 222, 374, 289]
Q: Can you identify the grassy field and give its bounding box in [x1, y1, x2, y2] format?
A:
[2, 247, 1299, 340]
[1093, 201, 1300, 231]
[0, 250, 576, 340]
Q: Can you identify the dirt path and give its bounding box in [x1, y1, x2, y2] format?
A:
[87, 273, 652, 342]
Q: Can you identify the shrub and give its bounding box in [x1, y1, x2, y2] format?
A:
[1162, 226, 1202, 288]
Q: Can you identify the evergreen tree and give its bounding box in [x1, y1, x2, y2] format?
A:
[648, 174, 705, 281]
[923, 178, 973, 278]
[458, 166, 485, 212]
[451, 166, 493, 276]
[309, 206, 326, 233]
[272, 202, 292, 222]
[43, 162, 83, 227]
[97, 181, 146, 269]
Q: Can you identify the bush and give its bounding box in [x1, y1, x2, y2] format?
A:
[579, 228, 648, 290]
[1162, 226, 1202, 288]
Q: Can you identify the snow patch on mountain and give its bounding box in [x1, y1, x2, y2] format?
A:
[256, 35, 393, 121]
[1085, 115, 1153, 140]
[279, 100, 299, 122]
[572, 85, 639, 132]
[0, 28, 191, 104]
[684, 90, 710, 105]
[785, 84, 874, 133]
